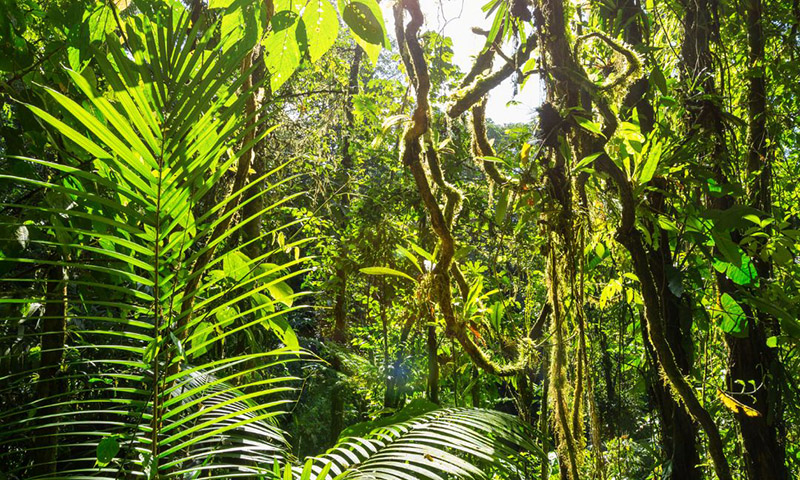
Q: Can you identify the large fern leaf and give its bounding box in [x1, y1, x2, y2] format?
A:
[0, 6, 305, 478]
[303, 407, 543, 480]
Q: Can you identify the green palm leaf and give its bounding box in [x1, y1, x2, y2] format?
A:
[0, 6, 305, 478]
[308, 408, 542, 479]
[1, 4, 543, 480]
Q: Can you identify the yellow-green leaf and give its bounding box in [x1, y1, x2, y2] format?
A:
[360, 266, 416, 283]
[302, 0, 338, 63]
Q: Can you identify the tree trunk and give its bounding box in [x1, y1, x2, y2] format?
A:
[602, 1, 702, 475]
[532, 0, 733, 476]
[328, 46, 362, 443]
[680, 0, 788, 476]
[33, 266, 67, 477]
[734, 0, 788, 475]
[242, 46, 266, 260]
[644, 191, 701, 479]
[427, 324, 439, 404]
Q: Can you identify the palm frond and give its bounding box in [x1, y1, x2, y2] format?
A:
[1, 5, 545, 480]
[308, 407, 543, 480]
[0, 6, 305, 478]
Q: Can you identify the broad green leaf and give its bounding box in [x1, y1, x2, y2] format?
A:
[397, 245, 422, 273]
[86, 5, 115, 44]
[342, 1, 384, 45]
[265, 316, 299, 349]
[489, 301, 505, 332]
[772, 243, 793, 265]
[223, 251, 252, 281]
[407, 240, 435, 263]
[251, 292, 276, 313]
[666, 265, 684, 298]
[576, 117, 604, 137]
[494, 189, 509, 224]
[702, 205, 763, 231]
[638, 140, 661, 183]
[521, 57, 537, 74]
[190, 321, 213, 358]
[766, 336, 799, 347]
[250, 291, 297, 347]
[572, 152, 602, 172]
[263, 11, 302, 91]
[215, 305, 238, 329]
[360, 266, 416, 283]
[302, 0, 338, 63]
[337, 0, 388, 64]
[220, 2, 242, 43]
[711, 230, 742, 267]
[650, 67, 668, 94]
[96, 436, 120, 467]
[715, 293, 748, 338]
[267, 280, 294, 307]
[220, 1, 264, 53]
[713, 254, 758, 286]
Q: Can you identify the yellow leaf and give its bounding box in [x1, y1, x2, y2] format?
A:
[717, 388, 761, 417]
[520, 143, 532, 164]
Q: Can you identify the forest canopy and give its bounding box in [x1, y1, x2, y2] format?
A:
[1, 0, 799, 479]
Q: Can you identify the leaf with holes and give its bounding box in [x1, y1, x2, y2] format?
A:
[338, 0, 388, 64]
[302, 0, 338, 63]
[263, 10, 301, 91]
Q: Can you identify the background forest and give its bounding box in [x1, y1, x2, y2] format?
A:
[1, 0, 800, 478]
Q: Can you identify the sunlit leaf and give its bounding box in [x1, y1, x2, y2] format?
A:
[302, 0, 338, 62]
[360, 266, 417, 283]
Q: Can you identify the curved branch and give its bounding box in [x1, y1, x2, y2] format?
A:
[593, 152, 733, 480]
[447, 34, 537, 118]
[396, 0, 529, 377]
[460, 25, 503, 87]
[573, 31, 642, 91]
[535, 0, 732, 477]
[471, 98, 513, 186]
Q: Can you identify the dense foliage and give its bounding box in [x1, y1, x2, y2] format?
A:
[1, 0, 799, 479]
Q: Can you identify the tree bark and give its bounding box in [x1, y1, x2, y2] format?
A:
[241, 46, 267, 259]
[328, 46, 362, 443]
[533, 0, 733, 476]
[680, 0, 787, 476]
[612, 1, 702, 468]
[395, 0, 531, 378]
[33, 266, 68, 476]
[729, 0, 787, 475]
[427, 324, 439, 404]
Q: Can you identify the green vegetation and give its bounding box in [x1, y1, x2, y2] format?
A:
[1, 0, 799, 478]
